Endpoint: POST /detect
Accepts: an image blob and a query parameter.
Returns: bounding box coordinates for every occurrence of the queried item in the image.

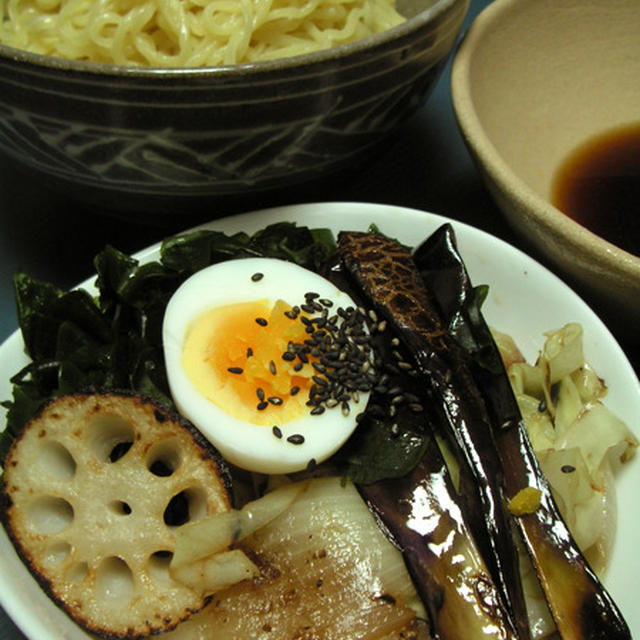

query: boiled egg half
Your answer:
[162,257,374,474]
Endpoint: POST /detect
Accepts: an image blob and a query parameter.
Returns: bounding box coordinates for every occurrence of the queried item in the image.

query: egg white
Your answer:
[162,257,371,474]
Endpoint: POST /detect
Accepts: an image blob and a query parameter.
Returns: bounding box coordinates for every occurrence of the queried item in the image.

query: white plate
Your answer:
[0,202,638,639]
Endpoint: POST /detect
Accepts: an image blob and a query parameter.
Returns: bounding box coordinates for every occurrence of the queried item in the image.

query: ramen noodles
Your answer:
[0,0,406,66]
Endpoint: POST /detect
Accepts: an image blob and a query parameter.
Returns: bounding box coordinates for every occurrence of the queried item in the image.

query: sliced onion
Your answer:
[170,549,260,595]
[171,481,308,568]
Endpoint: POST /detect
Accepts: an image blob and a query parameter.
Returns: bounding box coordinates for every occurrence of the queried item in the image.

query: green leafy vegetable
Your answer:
[335,415,427,485]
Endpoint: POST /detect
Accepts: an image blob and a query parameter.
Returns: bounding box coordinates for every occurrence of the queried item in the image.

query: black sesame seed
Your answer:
[251,272,264,282]
[227,367,243,374]
[310,391,329,404]
[269,360,277,375]
[561,464,576,473]
[307,459,317,472]
[256,387,265,401]
[538,398,548,412]
[287,434,305,445]
[246,347,253,358]
[272,426,283,439]
[282,351,296,361]
[268,397,283,406]
[293,362,304,371]
[409,403,424,413]
[319,299,333,307]
[257,401,268,411]
[255,317,268,327]
[310,405,325,415]
[290,386,300,396]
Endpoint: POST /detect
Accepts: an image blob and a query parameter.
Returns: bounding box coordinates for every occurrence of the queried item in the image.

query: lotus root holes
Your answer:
[26,495,74,535]
[87,413,135,464]
[108,500,132,516]
[164,485,208,527]
[66,561,88,584]
[96,556,134,608]
[38,440,76,480]
[148,550,174,584]
[147,439,183,477]
[43,541,72,566]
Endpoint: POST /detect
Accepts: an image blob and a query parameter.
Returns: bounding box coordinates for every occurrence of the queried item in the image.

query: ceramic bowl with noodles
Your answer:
[0,0,468,213]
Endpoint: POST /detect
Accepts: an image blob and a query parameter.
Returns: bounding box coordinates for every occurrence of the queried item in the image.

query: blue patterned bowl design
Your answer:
[0,0,468,205]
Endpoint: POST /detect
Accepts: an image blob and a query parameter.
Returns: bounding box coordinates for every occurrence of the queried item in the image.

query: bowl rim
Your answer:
[0,0,466,77]
[450,0,640,278]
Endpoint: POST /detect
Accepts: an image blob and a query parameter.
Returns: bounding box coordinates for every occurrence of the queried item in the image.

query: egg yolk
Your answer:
[182,299,319,426]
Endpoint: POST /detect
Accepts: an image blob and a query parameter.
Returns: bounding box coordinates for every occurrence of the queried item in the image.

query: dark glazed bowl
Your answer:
[0,0,468,212]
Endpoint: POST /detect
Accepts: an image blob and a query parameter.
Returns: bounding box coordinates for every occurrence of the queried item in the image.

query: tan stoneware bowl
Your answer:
[451,0,640,316]
[0,0,468,213]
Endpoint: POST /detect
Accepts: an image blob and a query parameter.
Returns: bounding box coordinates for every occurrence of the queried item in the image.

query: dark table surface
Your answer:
[0,0,637,637]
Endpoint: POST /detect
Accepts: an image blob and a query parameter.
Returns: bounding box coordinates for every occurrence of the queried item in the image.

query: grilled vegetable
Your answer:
[413,224,631,640]
[323,251,518,639]
[337,230,531,640]
[162,477,428,640]
[361,434,519,639]
[0,391,233,638]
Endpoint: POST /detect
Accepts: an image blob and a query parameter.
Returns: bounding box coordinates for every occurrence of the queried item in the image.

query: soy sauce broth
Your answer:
[551,123,640,256]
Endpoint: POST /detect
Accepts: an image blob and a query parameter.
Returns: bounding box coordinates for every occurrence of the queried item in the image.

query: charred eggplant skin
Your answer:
[413,224,631,640]
[337,231,530,640]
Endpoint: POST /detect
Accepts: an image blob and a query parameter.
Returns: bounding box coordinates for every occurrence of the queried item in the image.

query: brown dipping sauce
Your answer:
[551,123,640,257]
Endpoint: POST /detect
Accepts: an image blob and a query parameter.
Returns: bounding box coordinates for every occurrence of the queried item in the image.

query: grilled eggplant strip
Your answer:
[337,231,531,640]
[361,434,519,640]
[322,254,518,638]
[413,224,631,640]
